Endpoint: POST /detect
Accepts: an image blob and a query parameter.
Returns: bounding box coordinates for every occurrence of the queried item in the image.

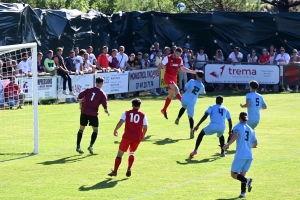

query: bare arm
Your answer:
[223,132,238,150]
[113,119,125,136]
[240,101,250,108]
[143,125,148,136]
[262,104,267,109]
[194,113,209,131]
[180,65,196,74]
[153,63,164,78]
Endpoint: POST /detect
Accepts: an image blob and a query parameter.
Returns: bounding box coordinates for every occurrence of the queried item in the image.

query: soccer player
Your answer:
[175,71,206,139]
[240,80,267,129]
[152,47,196,119]
[223,112,257,198]
[108,98,148,177]
[76,76,110,154]
[190,96,232,157]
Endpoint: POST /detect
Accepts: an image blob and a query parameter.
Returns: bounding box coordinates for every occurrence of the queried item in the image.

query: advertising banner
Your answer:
[205,64,280,84]
[95,71,129,94]
[283,64,300,86]
[128,69,160,92]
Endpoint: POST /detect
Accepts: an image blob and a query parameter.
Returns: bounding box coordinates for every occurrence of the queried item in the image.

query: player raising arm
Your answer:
[76,76,110,154]
[240,80,267,130]
[223,112,257,198]
[152,47,196,119]
[108,98,148,177]
[190,96,232,157]
[175,71,205,139]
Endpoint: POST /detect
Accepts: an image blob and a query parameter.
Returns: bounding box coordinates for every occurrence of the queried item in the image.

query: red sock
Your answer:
[176,93,182,101]
[163,97,172,111]
[128,155,135,170]
[114,157,122,172]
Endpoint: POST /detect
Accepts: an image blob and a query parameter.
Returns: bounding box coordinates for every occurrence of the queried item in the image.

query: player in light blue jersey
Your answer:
[240,80,267,130]
[223,112,258,198]
[175,71,205,139]
[190,96,232,157]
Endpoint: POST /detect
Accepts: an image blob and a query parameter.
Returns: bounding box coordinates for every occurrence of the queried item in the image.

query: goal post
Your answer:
[0,42,39,155]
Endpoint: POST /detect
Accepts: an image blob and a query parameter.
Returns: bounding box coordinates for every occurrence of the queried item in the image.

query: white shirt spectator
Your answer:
[18,60,31,74]
[162,56,183,66]
[88,53,96,64]
[83,59,93,70]
[228,52,243,62]
[116,53,128,69]
[247,54,258,63]
[182,53,190,69]
[73,55,83,72]
[275,53,290,64]
[27,57,32,69]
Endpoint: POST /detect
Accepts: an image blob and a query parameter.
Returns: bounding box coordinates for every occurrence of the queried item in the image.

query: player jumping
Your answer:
[240,80,267,130]
[223,112,257,198]
[190,96,232,157]
[152,47,196,119]
[175,71,205,139]
[76,76,110,154]
[108,98,148,177]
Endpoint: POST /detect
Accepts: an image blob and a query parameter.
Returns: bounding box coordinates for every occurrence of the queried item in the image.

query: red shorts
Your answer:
[164,74,177,89]
[119,138,140,152]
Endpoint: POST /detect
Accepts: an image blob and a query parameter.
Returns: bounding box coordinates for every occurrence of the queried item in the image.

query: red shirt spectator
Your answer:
[4,82,19,101]
[258,48,271,65]
[97,46,109,69]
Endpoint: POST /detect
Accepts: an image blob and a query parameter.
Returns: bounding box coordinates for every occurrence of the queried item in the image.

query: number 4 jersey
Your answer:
[181,79,205,105]
[121,109,148,142]
[205,104,231,128]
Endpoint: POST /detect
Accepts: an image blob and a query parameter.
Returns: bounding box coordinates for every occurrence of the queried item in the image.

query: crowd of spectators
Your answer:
[0,43,300,108]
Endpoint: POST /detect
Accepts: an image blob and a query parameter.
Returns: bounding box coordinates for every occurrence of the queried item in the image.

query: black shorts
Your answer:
[80,113,99,127]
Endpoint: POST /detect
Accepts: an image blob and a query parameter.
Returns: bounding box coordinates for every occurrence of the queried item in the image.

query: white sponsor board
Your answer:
[95,71,129,94]
[19,76,57,100]
[205,64,280,84]
[57,74,94,99]
[128,68,160,92]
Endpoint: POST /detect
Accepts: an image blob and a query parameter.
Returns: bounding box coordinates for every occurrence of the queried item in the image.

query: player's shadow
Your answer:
[142,135,153,142]
[176,156,220,165]
[153,137,189,145]
[215,197,240,200]
[37,154,93,165]
[78,178,128,191]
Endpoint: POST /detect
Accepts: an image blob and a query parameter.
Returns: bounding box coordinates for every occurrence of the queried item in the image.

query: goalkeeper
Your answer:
[76,76,110,154]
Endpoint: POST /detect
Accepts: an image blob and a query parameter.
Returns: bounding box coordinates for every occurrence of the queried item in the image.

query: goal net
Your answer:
[0,43,38,160]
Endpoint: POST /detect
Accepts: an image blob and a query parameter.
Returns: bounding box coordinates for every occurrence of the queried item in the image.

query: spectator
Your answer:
[133,52,142,69]
[4,76,25,109]
[0,60,3,78]
[44,50,58,74]
[83,52,96,73]
[141,53,150,69]
[64,50,75,72]
[0,78,4,109]
[194,47,209,70]
[153,42,162,52]
[87,46,100,69]
[149,49,157,68]
[258,48,271,92]
[228,47,243,65]
[171,45,177,54]
[37,52,46,74]
[127,53,136,70]
[164,46,171,57]
[268,44,277,64]
[247,49,258,63]
[179,44,190,92]
[97,46,109,71]
[213,49,224,62]
[73,47,84,75]
[54,47,76,96]
[275,47,291,92]
[155,50,167,95]
[109,49,120,72]
[18,52,32,77]
[289,49,300,92]
[117,46,129,71]
[2,58,14,78]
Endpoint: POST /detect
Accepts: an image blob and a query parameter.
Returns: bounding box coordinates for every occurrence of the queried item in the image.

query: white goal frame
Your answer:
[0,43,39,154]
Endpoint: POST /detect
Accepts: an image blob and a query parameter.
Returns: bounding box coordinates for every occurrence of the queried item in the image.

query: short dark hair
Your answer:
[239,112,248,122]
[175,47,182,53]
[196,71,204,78]
[132,98,142,107]
[69,50,75,54]
[249,80,259,90]
[111,49,118,52]
[234,47,240,51]
[79,49,86,56]
[56,47,63,52]
[37,52,43,56]
[22,53,28,57]
[96,76,104,84]
[216,95,223,104]
[137,52,143,56]
[103,46,108,49]
[74,47,79,50]
[87,46,93,49]
[47,50,53,54]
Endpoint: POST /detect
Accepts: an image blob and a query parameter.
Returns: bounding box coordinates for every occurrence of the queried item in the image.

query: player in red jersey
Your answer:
[153,47,196,119]
[108,98,148,177]
[76,76,110,154]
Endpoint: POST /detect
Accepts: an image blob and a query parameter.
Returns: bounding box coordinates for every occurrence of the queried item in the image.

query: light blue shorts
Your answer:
[203,123,225,138]
[247,120,259,130]
[181,101,195,117]
[231,159,253,173]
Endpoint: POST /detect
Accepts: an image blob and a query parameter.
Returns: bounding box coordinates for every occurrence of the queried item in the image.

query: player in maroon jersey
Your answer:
[76,76,110,154]
[153,47,196,119]
[108,98,148,177]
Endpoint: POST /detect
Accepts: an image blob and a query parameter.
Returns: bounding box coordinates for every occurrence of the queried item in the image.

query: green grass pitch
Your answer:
[0,92,299,200]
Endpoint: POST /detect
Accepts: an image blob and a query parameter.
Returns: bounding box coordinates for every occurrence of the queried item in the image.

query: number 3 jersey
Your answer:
[78,87,108,117]
[246,92,266,121]
[232,122,257,159]
[181,79,205,105]
[205,104,231,128]
[121,109,148,142]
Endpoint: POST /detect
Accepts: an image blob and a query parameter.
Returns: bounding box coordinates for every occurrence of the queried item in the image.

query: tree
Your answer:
[261,0,300,12]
